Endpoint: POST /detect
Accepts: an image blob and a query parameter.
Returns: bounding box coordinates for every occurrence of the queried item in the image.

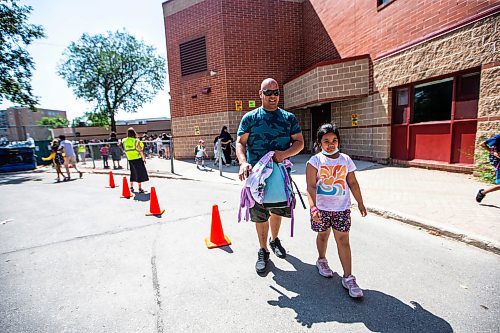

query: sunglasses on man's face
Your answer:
[262,89,280,96]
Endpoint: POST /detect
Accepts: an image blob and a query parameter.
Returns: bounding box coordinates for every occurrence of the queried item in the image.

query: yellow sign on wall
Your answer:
[194,125,200,135]
[351,113,358,127]
[235,100,243,111]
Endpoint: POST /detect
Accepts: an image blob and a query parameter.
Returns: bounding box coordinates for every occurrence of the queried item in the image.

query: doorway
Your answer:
[310,104,332,145]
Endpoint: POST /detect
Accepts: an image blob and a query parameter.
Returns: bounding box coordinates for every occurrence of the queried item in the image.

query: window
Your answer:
[412,78,453,123]
[455,72,480,119]
[392,87,409,124]
[377,0,394,6]
[179,36,207,76]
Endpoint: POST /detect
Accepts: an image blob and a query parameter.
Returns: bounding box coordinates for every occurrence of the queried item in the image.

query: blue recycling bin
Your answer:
[0,146,37,172]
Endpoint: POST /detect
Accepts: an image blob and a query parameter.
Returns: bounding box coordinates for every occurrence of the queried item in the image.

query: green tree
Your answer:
[71,110,110,128]
[0,0,45,109]
[58,30,166,132]
[37,116,69,128]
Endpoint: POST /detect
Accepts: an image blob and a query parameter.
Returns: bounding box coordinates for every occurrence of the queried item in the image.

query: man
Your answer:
[236,78,304,274]
[58,135,82,180]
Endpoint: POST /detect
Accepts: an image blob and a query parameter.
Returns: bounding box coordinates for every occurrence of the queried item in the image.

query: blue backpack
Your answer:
[263,162,293,208]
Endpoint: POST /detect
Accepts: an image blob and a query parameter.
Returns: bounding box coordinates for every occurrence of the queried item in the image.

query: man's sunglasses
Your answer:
[262,89,280,96]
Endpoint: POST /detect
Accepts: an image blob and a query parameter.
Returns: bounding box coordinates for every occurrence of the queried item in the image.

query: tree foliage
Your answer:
[71,110,110,128]
[58,30,166,132]
[0,0,45,109]
[37,116,69,128]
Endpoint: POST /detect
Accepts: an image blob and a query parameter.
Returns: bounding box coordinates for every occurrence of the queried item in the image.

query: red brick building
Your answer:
[163,0,499,172]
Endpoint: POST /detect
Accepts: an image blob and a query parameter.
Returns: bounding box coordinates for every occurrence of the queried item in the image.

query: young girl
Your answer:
[100,144,109,169]
[194,139,209,169]
[306,123,367,298]
[42,139,65,182]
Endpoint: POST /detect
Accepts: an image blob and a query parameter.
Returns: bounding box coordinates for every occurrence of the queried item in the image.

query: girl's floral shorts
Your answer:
[311,209,351,233]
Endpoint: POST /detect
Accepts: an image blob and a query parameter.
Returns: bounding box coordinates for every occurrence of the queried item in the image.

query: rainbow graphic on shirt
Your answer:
[317,165,347,196]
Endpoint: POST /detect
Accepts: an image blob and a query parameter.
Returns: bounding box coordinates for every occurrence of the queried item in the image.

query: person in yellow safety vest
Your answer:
[124,127,149,193]
[77,140,86,164]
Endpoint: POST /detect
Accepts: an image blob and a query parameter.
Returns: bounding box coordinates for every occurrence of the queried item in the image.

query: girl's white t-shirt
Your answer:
[307,152,356,211]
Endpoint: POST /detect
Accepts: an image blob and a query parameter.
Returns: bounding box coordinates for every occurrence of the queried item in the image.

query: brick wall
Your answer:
[373,15,499,89]
[476,63,500,155]
[164,0,228,119]
[284,57,370,109]
[302,0,340,67]
[331,90,391,162]
[307,0,498,58]
[331,15,499,163]
[164,0,305,158]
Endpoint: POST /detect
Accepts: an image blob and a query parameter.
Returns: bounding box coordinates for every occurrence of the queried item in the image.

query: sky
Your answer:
[1,0,170,121]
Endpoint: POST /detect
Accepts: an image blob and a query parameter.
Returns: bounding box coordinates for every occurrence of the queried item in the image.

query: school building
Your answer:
[163,0,499,172]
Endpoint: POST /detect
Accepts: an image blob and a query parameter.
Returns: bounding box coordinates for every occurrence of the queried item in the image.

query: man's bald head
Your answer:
[260,78,278,90]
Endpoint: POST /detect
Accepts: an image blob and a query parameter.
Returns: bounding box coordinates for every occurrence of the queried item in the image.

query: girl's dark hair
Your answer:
[315,123,340,152]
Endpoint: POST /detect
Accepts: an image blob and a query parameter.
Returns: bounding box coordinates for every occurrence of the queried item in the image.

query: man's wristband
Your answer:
[310,207,319,214]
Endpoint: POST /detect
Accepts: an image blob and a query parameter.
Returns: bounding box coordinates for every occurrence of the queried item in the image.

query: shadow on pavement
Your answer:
[133,192,151,202]
[0,175,43,185]
[217,245,234,253]
[480,203,500,209]
[267,254,453,332]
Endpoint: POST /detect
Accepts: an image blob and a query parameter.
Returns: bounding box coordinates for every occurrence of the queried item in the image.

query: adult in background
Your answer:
[77,140,86,164]
[123,127,149,193]
[236,78,304,274]
[58,135,83,179]
[108,132,123,169]
[219,126,233,166]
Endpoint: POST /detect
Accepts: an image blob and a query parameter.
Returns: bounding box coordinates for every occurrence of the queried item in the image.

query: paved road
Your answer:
[0,171,499,332]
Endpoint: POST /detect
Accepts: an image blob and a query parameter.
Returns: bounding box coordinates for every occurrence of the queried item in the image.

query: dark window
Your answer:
[455,72,480,120]
[378,0,393,6]
[392,87,409,124]
[412,78,453,123]
[180,36,207,76]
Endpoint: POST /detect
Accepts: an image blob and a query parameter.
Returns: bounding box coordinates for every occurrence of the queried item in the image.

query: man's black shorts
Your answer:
[249,202,293,223]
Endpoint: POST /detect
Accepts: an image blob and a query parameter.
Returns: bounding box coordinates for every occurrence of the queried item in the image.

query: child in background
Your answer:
[306,123,367,298]
[100,144,109,169]
[476,134,500,202]
[43,139,65,182]
[194,139,208,170]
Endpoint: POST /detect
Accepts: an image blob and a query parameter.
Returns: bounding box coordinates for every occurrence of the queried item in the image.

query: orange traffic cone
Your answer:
[121,177,132,198]
[146,187,165,216]
[107,171,117,188]
[205,205,231,249]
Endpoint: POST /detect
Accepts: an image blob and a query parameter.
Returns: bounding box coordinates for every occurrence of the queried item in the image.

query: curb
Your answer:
[362,205,500,255]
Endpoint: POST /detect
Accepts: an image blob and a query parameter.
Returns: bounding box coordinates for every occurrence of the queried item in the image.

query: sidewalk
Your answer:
[78,154,500,254]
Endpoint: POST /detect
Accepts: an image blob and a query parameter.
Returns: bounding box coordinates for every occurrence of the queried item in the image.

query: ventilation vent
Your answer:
[180,36,207,76]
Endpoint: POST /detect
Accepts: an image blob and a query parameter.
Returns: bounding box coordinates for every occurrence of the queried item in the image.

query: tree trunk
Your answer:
[110,112,116,133]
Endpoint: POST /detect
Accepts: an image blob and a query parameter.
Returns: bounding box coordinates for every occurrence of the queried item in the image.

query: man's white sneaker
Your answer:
[316,258,333,278]
[342,275,364,298]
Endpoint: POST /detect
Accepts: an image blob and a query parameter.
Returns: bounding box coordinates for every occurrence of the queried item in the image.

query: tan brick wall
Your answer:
[373,15,499,89]
[475,63,500,162]
[478,65,500,119]
[330,91,391,162]
[284,57,370,109]
[172,112,232,159]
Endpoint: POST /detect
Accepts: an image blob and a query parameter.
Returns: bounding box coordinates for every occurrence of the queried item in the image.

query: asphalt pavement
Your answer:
[0,171,499,332]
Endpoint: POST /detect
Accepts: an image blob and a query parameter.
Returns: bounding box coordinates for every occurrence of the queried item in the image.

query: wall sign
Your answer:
[235,100,243,111]
[194,125,200,135]
[351,113,358,127]
[248,100,256,108]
